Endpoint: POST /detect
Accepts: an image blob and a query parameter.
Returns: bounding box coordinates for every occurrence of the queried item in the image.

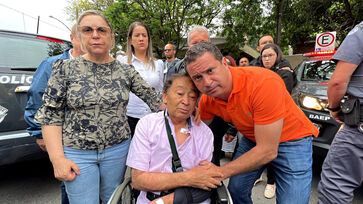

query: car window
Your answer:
[0,34,71,69]
[301,60,336,81]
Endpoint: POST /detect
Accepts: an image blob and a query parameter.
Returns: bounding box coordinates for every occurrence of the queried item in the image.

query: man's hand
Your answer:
[51,157,80,181]
[192,107,201,125]
[186,161,223,190]
[330,110,343,123]
[224,134,235,143]
[36,139,47,152]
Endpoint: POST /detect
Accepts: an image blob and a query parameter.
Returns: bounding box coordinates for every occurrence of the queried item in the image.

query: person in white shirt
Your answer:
[118,21,164,136]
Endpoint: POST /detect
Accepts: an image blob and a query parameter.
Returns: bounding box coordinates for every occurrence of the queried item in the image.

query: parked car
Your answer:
[0,30,71,166]
[291,50,341,157]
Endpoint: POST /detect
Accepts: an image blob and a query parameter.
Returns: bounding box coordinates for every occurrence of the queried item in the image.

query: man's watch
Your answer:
[327,105,341,112]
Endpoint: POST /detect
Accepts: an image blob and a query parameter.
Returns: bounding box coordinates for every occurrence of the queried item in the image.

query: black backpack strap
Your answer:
[146,111,184,201]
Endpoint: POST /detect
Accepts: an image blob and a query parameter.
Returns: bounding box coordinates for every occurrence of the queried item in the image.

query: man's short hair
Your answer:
[187,25,210,45]
[163,72,200,97]
[184,42,223,68]
[258,34,273,46]
[166,43,176,50]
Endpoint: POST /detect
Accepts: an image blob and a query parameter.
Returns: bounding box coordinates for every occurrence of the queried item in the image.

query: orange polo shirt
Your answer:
[199,66,319,143]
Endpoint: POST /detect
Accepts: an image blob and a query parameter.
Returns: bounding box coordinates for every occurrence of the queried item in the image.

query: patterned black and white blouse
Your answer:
[35,56,162,150]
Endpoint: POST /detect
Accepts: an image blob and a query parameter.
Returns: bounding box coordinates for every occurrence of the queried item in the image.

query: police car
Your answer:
[0,30,71,166]
[292,50,341,156]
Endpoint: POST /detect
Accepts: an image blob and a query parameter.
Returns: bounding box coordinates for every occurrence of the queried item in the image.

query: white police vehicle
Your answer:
[0,30,71,166]
[292,50,341,156]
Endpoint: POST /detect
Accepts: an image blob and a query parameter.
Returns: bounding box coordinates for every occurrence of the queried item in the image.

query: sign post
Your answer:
[315,31,336,51]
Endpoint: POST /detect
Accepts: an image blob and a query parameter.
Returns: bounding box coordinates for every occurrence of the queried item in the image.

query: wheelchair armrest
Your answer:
[216,183,232,204]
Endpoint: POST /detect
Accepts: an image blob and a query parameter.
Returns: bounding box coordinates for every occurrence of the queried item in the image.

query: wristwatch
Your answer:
[327,104,341,112]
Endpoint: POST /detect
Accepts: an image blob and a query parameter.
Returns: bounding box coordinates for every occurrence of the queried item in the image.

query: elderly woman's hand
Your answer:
[51,157,80,181]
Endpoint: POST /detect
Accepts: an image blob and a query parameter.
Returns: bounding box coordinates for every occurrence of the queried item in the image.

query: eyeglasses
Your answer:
[164,49,173,52]
[78,25,111,36]
[262,53,276,59]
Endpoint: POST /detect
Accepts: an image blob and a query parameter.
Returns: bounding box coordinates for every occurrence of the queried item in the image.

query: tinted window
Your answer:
[301,60,336,81]
[0,34,71,69]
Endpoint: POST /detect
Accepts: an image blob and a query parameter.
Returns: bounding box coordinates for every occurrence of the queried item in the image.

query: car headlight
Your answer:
[298,94,328,111]
[0,105,8,123]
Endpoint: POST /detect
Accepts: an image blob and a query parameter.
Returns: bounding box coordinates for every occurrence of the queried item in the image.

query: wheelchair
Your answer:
[107,167,233,204]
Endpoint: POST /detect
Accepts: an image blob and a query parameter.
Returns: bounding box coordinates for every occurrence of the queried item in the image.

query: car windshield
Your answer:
[301,59,336,81]
[0,34,71,69]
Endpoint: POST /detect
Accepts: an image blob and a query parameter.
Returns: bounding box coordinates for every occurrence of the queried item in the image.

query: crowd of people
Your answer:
[24,9,363,204]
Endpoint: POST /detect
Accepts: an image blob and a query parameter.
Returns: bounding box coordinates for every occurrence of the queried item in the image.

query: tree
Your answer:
[104,0,226,58]
[65,0,115,21]
[220,0,265,58]
[223,0,363,55]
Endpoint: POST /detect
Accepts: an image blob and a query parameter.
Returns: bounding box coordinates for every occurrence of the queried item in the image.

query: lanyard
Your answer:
[164,110,183,172]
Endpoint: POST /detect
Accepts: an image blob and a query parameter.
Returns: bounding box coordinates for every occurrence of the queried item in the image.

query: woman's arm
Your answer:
[42,125,80,181]
[34,60,79,181]
[132,166,222,192]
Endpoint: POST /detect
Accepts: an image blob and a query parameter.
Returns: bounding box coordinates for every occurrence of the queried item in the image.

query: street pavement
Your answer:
[1,154,363,203]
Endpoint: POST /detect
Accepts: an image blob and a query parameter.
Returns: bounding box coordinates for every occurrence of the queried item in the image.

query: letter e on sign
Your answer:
[315,31,336,51]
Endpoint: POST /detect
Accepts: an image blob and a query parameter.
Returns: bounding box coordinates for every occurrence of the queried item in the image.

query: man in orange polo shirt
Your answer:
[185,42,318,204]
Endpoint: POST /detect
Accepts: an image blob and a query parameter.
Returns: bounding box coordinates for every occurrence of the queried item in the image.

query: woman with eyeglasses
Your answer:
[260,43,296,94]
[258,43,296,199]
[34,10,162,203]
[118,22,164,136]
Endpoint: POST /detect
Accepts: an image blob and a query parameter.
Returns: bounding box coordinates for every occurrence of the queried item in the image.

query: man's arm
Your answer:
[220,118,282,179]
[24,60,52,151]
[328,61,358,121]
[131,164,223,192]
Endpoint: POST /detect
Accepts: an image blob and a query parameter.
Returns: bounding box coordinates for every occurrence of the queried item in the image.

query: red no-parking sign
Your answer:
[315,31,336,51]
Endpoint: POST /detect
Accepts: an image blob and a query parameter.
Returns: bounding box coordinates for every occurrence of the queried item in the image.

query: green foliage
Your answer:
[221,0,265,58]
[104,0,226,58]
[224,0,362,55]
[65,0,115,21]
[66,0,363,57]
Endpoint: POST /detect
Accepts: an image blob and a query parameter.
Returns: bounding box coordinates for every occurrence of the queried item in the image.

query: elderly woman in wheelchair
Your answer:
[125,73,227,204]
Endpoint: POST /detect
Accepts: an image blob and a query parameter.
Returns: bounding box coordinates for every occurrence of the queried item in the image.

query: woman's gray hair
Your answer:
[76,10,115,52]
[184,42,223,69]
[76,10,113,33]
[187,25,210,45]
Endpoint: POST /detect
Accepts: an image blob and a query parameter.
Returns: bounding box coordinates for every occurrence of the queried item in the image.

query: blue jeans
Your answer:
[63,139,131,204]
[228,136,312,204]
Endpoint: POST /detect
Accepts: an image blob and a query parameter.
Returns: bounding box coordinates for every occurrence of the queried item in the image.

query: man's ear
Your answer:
[222,57,229,67]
